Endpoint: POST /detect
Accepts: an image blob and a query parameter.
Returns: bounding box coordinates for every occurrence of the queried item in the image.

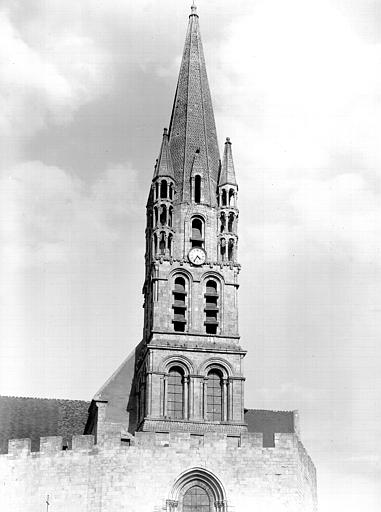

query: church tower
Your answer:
[0,6,318,512]
[138,4,246,435]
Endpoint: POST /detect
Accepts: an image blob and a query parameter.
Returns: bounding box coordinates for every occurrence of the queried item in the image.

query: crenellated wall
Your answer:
[0,425,317,512]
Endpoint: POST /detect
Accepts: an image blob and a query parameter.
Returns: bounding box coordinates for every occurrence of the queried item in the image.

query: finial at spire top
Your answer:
[191,1,197,15]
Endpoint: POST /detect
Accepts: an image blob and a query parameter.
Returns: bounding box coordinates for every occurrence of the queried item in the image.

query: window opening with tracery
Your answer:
[183,486,211,512]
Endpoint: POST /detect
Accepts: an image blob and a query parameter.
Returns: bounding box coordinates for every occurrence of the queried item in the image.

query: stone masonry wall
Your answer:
[0,427,317,512]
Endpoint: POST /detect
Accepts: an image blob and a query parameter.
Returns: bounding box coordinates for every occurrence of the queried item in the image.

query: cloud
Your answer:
[0,7,111,165]
[0,159,143,397]
[0,161,141,272]
[209,0,381,266]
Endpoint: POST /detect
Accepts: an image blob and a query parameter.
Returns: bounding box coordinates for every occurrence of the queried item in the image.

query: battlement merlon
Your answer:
[2,426,311,459]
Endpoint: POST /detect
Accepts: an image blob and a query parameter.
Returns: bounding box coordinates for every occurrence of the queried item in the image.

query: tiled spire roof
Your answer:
[154,128,175,180]
[168,5,220,205]
[219,137,237,187]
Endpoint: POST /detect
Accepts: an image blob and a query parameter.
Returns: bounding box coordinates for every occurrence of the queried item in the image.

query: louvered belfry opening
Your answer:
[191,218,204,248]
[204,280,218,334]
[173,276,187,332]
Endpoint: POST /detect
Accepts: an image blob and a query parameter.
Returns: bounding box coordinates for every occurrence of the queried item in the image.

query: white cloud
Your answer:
[0,161,140,272]
[0,8,111,164]
[210,0,381,265]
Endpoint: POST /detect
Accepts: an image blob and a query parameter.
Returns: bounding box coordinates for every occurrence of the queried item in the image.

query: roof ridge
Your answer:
[0,395,89,402]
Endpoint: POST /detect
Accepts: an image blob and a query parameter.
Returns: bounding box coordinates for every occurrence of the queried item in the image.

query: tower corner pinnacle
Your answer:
[190,2,198,17]
[219,137,238,188]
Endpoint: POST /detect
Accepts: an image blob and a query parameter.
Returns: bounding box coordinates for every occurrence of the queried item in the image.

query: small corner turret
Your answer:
[148,128,175,263]
[218,137,239,264]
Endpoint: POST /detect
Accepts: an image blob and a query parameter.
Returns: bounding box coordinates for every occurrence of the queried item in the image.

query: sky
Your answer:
[0,0,380,510]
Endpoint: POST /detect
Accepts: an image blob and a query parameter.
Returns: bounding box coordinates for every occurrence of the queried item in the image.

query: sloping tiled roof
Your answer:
[168,6,220,205]
[0,396,90,453]
[219,138,237,187]
[154,128,175,180]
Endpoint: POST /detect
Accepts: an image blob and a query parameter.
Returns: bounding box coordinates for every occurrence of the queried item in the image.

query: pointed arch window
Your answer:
[168,468,227,512]
[183,486,211,512]
[194,175,201,204]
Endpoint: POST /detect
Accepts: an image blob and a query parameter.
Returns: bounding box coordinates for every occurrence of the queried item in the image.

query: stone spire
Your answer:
[154,128,175,179]
[219,137,237,187]
[168,5,220,205]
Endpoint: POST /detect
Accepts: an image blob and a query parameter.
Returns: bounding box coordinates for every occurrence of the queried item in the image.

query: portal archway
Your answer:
[167,467,227,511]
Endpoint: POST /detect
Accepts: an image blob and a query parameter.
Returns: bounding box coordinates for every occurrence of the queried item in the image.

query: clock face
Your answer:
[188,247,206,266]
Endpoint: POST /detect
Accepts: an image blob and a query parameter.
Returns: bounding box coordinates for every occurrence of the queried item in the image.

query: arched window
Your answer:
[169,467,227,512]
[183,486,211,512]
[191,217,204,248]
[228,188,234,206]
[228,239,234,262]
[168,206,173,227]
[220,238,226,262]
[174,276,185,293]
[168,234,173,256]
[220,212,226,233]
[154,206,158,227]
[159,232,166,255]
[207,370,223,421]
[155,182,159,199]
[169,182,173,200]
[194,175,201,204]
[160,204,167,225]
[228,213,234,232]
[204,279,219,335]
[173,276,187,332]
[160,180,168,198]
[167,367,184,419]
[221,189,227,206]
